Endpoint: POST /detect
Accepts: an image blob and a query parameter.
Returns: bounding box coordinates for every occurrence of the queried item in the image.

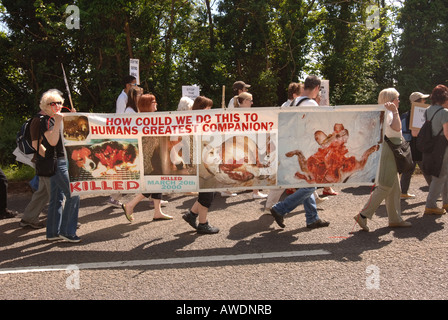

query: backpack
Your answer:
[16,114,43,154]
[416,107,444,153]
[291,97,311,106]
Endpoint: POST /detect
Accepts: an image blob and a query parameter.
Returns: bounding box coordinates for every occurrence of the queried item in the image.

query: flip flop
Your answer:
[153,215,173,221]
[121,204,134,222]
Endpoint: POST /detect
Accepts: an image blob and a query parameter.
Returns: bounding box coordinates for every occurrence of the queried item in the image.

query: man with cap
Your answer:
[400,91,432,199]
[227,81,251,108]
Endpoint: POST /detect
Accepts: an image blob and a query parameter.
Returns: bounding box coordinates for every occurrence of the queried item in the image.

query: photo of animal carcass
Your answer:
[199,134,277,189]
[277,109,384,187]
[66,139,140,181]
[63,116,89,141]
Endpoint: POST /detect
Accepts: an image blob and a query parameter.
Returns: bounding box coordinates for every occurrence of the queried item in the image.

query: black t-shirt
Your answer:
[30,114,65,160]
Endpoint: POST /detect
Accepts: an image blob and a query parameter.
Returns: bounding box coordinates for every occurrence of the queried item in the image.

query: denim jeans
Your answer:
[272,187,319,225]
[46,158,80,238]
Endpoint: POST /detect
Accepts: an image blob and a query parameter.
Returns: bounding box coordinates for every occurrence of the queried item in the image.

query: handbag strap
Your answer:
[37,115,56,159]
[425,107,444,136]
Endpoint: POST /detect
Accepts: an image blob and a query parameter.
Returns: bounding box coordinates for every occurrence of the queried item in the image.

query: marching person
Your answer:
[40,89,81,242]
[182,96,219,234]
[422,85,448,215]
[354,88,412,231]
[121,93,172,222]
[108,75,138,208]
[400,92,432,199]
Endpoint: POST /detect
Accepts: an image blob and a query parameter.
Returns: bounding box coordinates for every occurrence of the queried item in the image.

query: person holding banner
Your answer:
[182,96,219,234]
[124,86,143,113]
[108,75,138,208]
[121,93,172,222]
[233,92,268,199]
[354,88,412,231]
[269,78,332,229]
[40,89,81,242]
[422,85,448,215]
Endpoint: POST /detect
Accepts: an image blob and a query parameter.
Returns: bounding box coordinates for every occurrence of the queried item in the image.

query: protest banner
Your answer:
[409,101,430,130]
[62,106,385,196]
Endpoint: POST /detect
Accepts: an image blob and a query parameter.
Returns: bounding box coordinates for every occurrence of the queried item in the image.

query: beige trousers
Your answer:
[360,139,404,223]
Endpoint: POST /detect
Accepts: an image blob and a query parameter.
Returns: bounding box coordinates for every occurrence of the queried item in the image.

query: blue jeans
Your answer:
[272,187,319,225]
[46,158,80,238]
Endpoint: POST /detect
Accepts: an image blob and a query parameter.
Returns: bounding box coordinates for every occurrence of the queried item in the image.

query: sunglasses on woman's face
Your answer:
[48,101,63,107]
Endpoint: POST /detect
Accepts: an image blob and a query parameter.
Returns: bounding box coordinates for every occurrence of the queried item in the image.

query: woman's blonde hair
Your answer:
[378,88,399,104]
[234,92,252,108]
[39,89,65,116]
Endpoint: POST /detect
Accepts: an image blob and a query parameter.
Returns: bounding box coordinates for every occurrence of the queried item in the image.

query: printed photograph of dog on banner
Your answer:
[66,139,140,181]
[199,133,277,189]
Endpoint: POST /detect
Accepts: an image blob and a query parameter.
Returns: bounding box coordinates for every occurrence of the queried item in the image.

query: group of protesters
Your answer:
[2,74,448,242]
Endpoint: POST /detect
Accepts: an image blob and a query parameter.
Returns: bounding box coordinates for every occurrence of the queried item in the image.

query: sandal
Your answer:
[153,215,173,221]
[121,204,134,222]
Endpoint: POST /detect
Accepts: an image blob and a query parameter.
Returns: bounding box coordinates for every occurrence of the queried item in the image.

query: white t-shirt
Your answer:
[385,110,403,139]
[227,97,235,108]
[124,107,136,114]
[281,99,294,107]
[291,96,319,107]
[116,90,128,113]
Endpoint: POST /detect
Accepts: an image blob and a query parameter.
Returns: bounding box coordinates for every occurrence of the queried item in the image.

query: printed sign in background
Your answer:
[62,106,385,195]
[409,102,430,130]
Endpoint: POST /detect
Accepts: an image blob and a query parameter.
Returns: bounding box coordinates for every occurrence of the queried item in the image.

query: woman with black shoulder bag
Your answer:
[39,89,81,243]
[422,85,448,215]
[354,88,412,231]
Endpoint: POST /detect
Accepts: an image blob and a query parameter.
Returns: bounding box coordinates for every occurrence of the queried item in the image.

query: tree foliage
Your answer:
[0,0,447,164]
[395,0,448,109]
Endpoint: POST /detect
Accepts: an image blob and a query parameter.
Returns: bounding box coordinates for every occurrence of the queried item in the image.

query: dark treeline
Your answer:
[0,0,447,164]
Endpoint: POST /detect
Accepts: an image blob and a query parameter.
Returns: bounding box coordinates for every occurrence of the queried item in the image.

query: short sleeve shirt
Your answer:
[292,96,319,107]
[426,105,448,136]
[30,114,64,159]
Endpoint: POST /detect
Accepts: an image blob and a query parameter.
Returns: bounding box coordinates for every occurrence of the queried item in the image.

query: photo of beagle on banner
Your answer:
[67,140,139,181]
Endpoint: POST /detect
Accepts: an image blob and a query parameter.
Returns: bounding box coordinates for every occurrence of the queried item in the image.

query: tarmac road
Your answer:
[1,174,447,301]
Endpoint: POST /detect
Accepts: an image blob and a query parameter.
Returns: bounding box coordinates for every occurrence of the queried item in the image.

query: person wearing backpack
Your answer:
[399,92,432,199]
[422,85,448,215]
[354,88,412,231]
[19,111,52,229]
[38,89,81,242]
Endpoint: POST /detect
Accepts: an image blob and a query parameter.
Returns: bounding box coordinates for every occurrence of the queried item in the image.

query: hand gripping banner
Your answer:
[62,106,385,196]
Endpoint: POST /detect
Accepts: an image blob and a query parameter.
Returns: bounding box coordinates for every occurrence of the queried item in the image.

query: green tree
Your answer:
[395,0,448,110]
[309,0,396,105]
[216,0,318,106]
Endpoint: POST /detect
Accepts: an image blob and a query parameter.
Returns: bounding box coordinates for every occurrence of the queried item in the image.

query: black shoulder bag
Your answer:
[35,118,57,177]
[384,136,414,174]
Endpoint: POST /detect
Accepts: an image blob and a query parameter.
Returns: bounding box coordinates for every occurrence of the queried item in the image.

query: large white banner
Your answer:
[62,106,385,195]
